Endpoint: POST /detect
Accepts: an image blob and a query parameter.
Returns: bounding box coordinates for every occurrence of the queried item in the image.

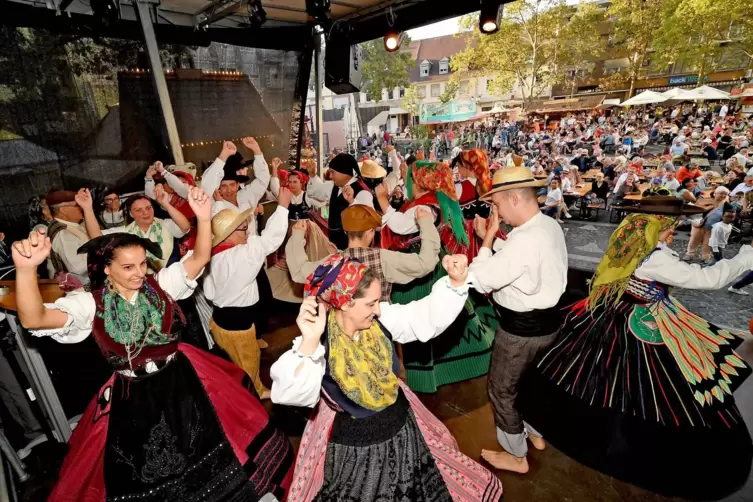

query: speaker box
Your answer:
[325,41,362,95]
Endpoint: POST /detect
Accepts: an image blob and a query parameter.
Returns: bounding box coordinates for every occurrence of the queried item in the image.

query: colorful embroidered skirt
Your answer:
[47,344,294,501]
[517,295,753,499]
[287,382,502,502]
[392,248,497,393]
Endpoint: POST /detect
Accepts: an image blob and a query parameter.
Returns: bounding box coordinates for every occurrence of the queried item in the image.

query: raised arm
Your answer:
[285,222,326,284]
[159,164,190,199]
[269,158,281,198]
[75,188,103,238]
[200,142,237,195]
[382,208,440,283]
[180,187,212,281]
[238,137,271,208]
[270,296,326,407]
[12,229,69,330]
[154,185,191,234]
[379,255,470,344]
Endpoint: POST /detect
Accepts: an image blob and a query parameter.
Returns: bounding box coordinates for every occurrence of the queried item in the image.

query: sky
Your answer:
[407,17,464,41]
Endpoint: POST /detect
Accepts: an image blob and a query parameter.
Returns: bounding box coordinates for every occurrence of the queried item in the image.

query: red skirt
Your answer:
[48,343,293,501]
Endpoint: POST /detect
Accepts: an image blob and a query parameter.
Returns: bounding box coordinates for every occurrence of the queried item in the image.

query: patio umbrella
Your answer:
[620,90,668,107]
[661,88,692,101]
[682,85,730,101]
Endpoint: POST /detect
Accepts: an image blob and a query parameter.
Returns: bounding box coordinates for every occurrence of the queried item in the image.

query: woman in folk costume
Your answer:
[452,148,493,221]
[518,202,753,500]
[270,254,502,502]
[268,162,335,303]
[11,187,293,502]
[377,160,499,393]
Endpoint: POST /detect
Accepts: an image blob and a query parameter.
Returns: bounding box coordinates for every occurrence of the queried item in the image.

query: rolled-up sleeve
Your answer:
[379,276,470,344]
[307,177,334,201]
[30,291,96,344]
[270,336,326,407]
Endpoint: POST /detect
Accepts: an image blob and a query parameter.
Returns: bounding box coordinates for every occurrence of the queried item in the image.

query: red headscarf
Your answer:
[304,255,368,309]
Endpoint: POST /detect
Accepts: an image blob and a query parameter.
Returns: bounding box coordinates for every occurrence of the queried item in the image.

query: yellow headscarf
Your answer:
[588,214,676,309]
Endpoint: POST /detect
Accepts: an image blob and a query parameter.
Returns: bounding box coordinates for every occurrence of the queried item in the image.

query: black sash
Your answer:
[212,303,260,332]
[493,302,561,337]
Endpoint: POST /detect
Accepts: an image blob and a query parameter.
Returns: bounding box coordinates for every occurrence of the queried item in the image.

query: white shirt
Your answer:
[48,218,89,278]
[103,218,187,270]
[561,176,573,193]
[100,210,125,226]
[730,183,753,197]
[145,170,189,201]
[306,175,374,207]
[719,105,728,118]
[635,243,753,288]
[663,178,681,193]
[269,178,326,209]
[201,154,271,213]
[709,221,732,252]
[469,211,568,312]
[30,258,200,344]
[545,187,563,206]
[381,205,437,235]
[614,172,640,193]
[270,277,470,408]
[203,206,289,308]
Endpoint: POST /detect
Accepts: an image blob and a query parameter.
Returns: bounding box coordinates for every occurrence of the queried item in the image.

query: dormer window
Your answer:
[439,57,450,75]
[420,60,431,78]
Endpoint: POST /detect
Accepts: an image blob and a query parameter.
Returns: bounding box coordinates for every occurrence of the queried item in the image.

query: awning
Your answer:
[528,95,604,113]
[389,107,409,115]
[367,111,390,127]
[600,98,621,107]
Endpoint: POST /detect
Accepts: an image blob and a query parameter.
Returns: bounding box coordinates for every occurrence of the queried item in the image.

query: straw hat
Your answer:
[359,159,387,179]
[211,206,253,247]
[480,166,547,200]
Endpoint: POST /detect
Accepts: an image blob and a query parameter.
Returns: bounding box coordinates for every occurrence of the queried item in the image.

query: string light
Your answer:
[180,135,277,148]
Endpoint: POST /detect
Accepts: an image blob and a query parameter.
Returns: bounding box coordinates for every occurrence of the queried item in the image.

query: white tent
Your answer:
[682,85,730,101]
[620,90,668,107]
[366,110,389,136]
[661,88,692,101]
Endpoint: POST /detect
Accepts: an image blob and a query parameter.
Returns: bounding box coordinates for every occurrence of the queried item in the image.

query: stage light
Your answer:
[383,31,405,52]
[247,0,267,27]
[305,0,330,23]
[479,0,503,34]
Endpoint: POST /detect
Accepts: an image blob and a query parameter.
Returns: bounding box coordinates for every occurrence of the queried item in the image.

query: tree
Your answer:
[448,0,605,107]
[651,0,753,84]
[402,83,421,126]
[360,38,414,100]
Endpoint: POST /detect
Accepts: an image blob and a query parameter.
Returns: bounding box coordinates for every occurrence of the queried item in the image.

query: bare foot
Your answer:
[257,339,269,349]
[528,435,546,451]
[481,449,529,473]
[260,388,271,400]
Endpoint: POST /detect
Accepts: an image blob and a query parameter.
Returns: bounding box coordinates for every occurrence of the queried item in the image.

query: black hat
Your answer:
[222,153,251,183]
[328,153,361,178]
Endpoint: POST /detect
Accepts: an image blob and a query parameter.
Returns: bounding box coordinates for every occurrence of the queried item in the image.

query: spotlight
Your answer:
[305,0,331,23]
[247,0,267,26]
[479,0,503,34]
[384,31,405,52]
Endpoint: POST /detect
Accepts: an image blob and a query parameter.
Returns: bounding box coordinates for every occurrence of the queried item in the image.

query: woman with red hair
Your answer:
[453,148,494,220]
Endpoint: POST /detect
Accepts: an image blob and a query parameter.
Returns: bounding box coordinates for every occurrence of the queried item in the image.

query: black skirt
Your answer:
[517,297,753,500]
[314,391,452,502]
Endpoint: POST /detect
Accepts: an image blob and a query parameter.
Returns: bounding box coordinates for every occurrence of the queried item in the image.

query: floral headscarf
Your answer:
[304,254,368,309]
[588,213,676,309]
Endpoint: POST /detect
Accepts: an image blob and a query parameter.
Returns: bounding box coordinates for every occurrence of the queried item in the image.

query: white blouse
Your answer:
[380,205,437,235]
[270,277,470,408]
[635,243,753,289]
[30,258,201,345]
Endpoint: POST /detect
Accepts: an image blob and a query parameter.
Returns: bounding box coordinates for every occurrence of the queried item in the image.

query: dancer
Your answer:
[12,187,293,501]
[468,165,568,473]
[452,148,493,220]
[377,159,499,392]
[204,188,293,399]
[270,254,502,501]
[267,162,334,303]
[307,153,372,250]
[518,204,753,499]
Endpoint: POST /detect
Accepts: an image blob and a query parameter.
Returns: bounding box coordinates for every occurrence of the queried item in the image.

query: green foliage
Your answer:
[448,0,605,105]
[402,84,422,122]
[439,81,459,104]
[413,124,430,139]
[360,38,413,100]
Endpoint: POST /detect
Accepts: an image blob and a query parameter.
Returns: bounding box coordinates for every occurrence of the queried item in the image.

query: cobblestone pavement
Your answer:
[563,218,753,332]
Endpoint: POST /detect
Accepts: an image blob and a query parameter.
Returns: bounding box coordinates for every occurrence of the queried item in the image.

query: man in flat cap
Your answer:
[44,190,89,283]
[286,204,440,302]
[306,153,374,250]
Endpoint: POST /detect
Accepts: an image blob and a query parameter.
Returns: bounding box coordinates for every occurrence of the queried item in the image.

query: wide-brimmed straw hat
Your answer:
[211,206,253,247]
[359,159,387,179]
[480,166,547,201]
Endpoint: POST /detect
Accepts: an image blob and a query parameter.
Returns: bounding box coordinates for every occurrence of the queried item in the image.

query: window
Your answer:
[417,86,426,98]
[486,79,493,92]
[439,57,450,74]
[459,80,469,95]
[481,106,493,112]
[430,84,440,97]
[420,60,431,77]
[399,87,405,98]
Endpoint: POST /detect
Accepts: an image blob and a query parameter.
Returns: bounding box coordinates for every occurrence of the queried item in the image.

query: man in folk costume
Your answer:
[285,204,440,302]
[376,160,499,393]
[359,159,388,211]
[203,188,293,399]
[468,165,568,473]
[267,161,335,303]
[44,190,89,284]
[307,153,373,250]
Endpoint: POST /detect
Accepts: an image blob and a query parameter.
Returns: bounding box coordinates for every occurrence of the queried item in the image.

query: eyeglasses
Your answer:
[234,225,249,234]
[104,196,119,203]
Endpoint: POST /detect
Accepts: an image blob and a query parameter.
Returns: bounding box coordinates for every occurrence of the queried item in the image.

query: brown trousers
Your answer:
[488,327,558,436]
